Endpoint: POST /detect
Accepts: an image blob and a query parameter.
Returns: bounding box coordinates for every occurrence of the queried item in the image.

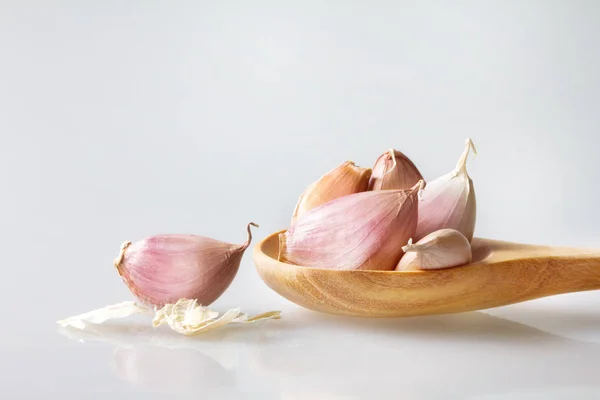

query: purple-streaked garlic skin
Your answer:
[280,182,422,271]
[369,149,424,191]
[116,223,256,307]
[292,161,372,223]
[415,139,476,242]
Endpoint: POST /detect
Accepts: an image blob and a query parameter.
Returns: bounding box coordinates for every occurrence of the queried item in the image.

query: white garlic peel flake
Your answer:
[57,299,281,336]
[57,301,151,330]
[151,299,281,336]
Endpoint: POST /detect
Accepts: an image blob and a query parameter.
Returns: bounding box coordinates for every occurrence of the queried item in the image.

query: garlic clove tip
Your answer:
[241,222,259,250]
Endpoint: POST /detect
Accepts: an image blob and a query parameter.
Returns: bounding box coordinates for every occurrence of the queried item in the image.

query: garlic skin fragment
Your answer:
[369,149,424,191]
[415,138,477,242]
[57,299,281,336]
[292,161,372,222]
[396,229,472,271]
[114,223,258,307]
[280,180,424,271]
[152,299,281,336]
[57,301,151,330]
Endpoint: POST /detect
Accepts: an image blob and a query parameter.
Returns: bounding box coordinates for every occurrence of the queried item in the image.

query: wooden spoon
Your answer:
[254,231,600,317]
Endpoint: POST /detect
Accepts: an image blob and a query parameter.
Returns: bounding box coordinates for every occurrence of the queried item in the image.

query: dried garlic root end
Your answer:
[113,241,132,275]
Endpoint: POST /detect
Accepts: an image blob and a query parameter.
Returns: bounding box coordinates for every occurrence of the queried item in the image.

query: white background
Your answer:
[2,1,600,398]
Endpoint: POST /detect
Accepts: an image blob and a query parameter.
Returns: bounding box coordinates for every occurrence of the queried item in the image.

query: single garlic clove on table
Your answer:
[416,138,477,242]
[396,229,472,271]
[280,180,424,271]
[292,161,371,223]
[113,222,258,307]
[369,148,424,191]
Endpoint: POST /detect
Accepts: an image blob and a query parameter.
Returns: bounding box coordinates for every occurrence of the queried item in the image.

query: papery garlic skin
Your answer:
[396,229,472,271]
[114,223,257,307]
[415,139,476,242]
[280,181,424,271]
[292,161,372,222]
[57,301,151,330]
[57,299,281,337]
[152,298,281,336]
[369,149,424,191]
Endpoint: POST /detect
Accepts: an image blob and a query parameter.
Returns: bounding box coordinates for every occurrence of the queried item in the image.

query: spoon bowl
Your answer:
[254,231,600,317]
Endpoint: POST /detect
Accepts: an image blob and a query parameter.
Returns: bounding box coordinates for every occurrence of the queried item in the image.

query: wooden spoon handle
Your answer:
[535,255,600,294]
[461,254,600,313]
[470,239,600,299]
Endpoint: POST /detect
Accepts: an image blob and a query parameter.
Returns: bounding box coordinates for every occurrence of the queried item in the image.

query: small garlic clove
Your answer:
[415,138,477,242]
[114,222,258,307]
[280,180,424,271]
[292,161,372,222]
[369,148,424,191]
[396,229,472,271]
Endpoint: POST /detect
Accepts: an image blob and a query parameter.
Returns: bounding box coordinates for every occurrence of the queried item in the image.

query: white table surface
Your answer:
[7,284,600,399]
[2,1,600,398]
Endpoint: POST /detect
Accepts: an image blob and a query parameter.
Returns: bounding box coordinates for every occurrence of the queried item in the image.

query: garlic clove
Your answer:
[369,148,424,191]
[415,138,477,242]
[396,229,472,271]
[113,222,258,307]
[292,161,372,222]
[280,180,424,271]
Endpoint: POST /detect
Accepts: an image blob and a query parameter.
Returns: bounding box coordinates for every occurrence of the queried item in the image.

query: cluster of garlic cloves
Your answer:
[283,138,478,272]
[114,222,258,307]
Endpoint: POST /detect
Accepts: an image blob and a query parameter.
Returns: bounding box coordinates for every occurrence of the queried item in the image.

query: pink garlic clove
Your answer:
[113,222,258,307]
[369,149,424,191]
[415,139,477,242]
[280,181,424,271]
[292,161,372,223]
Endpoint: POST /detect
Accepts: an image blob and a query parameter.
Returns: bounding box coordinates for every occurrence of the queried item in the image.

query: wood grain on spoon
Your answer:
[254,231,600,317]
